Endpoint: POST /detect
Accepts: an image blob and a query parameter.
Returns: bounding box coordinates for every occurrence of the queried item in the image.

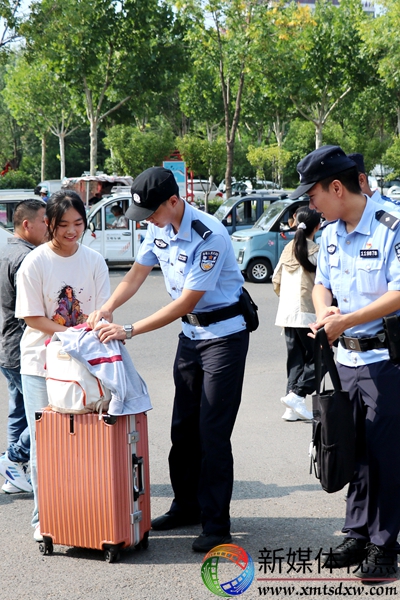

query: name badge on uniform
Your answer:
[154,238,168,249]
[327,244,336,254]
[178,253,188,263]
[200,250,219,271]
[360,249,379,258]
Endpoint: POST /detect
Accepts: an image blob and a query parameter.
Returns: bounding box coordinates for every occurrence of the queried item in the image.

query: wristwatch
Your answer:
[123,324,134,339]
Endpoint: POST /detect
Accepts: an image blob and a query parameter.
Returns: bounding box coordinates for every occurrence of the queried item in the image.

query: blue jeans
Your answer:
[0,366,30,463]
[21,374,48,527]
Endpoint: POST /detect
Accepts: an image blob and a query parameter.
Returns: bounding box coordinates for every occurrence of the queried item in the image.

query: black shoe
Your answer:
[192,532,232,553]
[324,538,367,568]
[151,511,201,531]
[353,543,398,582]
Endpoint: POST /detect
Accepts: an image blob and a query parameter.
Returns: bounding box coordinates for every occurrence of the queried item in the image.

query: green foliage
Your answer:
[283,119,315,186]
[383,138,400,178]
[104,122,175,177]
[0,170,35,188]
[247,143,291,186]
[176,134,225,181]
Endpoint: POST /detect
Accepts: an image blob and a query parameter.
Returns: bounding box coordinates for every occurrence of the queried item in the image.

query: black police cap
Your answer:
[290,146,357,199]
[126,167,179,221]
[347,153,365,174]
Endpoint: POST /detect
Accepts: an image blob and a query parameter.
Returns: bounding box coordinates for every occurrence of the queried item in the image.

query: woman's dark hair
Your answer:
[45,190,87,242]
[56,284,77,302]
[293,207,321,273]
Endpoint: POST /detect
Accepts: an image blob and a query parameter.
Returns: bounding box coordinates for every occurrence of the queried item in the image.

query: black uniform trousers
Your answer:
[285,327,318,397]
[168,328,249,536]
[338,360,400,548]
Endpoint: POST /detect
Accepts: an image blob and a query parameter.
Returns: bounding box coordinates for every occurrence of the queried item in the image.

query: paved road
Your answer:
[0,270,398,599]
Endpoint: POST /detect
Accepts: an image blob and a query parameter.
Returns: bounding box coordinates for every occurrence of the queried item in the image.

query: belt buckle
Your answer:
[187,313,201,327]
[343,336,362,352]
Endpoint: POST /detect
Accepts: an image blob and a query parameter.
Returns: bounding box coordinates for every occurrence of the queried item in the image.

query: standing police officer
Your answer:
[88,166,250,553]
[290,146,400,581]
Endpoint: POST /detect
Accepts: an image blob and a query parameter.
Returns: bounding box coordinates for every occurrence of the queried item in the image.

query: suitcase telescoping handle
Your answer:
[132,454,145,501]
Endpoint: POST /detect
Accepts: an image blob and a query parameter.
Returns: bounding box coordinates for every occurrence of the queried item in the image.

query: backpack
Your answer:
[45,333,111,414]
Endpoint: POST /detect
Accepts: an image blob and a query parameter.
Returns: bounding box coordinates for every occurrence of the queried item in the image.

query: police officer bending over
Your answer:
[88,167,250,553]
[290,146,400,581]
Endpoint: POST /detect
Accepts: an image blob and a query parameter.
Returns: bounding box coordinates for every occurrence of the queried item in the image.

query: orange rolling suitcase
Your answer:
[35,410,151,562]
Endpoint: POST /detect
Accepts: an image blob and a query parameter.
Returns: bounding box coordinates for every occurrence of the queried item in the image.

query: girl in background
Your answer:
[15,190,110,540]
[272,207,321,421]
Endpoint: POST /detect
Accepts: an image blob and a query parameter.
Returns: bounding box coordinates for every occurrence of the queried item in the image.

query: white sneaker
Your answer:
[2,479,23,494]
[281,392,313,420]
[281,407,300,421]
[0,452,33,492]
[33,523,43,542]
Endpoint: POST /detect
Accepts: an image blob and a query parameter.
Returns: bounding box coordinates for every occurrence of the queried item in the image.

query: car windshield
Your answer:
[214,198,237,221]
[254,200,291,230]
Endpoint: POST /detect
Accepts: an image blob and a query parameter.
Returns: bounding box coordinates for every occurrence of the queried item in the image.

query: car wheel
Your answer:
[246,258,272,283]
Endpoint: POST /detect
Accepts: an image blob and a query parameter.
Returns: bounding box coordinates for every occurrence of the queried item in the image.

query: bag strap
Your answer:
[314,327,342,393]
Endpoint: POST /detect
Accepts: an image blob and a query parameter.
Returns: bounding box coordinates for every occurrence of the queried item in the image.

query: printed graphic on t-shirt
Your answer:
[52,284,88,327]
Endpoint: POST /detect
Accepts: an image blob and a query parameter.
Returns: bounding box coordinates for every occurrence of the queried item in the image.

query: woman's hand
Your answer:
[95,321,128,344]
[87,308,113,330]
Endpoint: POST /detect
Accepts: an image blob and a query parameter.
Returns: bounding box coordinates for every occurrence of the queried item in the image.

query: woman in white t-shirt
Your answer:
[15,190,110,541]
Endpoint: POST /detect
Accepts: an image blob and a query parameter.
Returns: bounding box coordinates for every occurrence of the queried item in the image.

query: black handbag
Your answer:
[310,328,356,493]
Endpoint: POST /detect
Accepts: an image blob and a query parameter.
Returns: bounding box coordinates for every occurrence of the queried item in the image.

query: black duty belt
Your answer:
[339,332,386,352]
[182,303,242,327]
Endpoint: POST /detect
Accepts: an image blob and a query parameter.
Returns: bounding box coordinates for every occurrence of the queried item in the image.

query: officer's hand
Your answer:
[308,306,341,339]
[87,308,113,330]
[94,321,127,344]
[312,313,347,346]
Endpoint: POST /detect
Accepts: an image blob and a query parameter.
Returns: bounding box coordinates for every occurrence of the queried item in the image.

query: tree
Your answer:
[176,133,225,211]
[23,0,185,175]
[247,144,291,188]
[103,121,175,178]
[3,52,82,179]
[360,0,400,136]
[177,0,264,198]
[279,0,370,148]
[0,0,21,49]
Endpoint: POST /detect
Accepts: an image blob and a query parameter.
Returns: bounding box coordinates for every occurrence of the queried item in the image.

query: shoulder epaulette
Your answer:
[375,210,400,231]
[192,219,212,240]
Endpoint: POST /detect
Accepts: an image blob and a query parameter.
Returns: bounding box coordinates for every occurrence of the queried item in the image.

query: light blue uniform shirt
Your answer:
[315,198,400,366]
[136,202,246,340]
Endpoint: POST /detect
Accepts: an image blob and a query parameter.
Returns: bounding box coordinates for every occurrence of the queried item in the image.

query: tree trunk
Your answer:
[90,117,98,176]
[41,134,46,181]
[225,141,234,200]
[59,132,66,180]
[315,123,323,149]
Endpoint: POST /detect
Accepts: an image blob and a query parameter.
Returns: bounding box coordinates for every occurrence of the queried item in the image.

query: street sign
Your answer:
[163,161,187,199]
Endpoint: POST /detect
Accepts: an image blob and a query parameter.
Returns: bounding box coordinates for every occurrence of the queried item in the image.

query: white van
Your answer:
[0,224,14,251]
[0,189,38,230]
[81,187,146,264]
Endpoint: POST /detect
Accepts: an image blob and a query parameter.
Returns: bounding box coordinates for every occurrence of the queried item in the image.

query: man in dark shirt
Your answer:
[0,199,47,493]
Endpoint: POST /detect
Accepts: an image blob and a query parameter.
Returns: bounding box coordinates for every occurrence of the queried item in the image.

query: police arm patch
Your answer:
[200,250,219,271]
[395,243,400,262]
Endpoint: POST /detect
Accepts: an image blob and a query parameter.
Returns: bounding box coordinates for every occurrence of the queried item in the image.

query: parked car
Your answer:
[37,180,63,195]
[0,189,38,231]
[213,191,289,234]
[387,185,400,201]
[219,179,280,196]
[230,198,321,283]
[0,221,14,251]
[81,187,147,263]
[186,179,223,203]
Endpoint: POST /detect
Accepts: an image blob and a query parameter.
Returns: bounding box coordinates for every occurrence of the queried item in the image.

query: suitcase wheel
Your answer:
[135,530,149,551]
[104,548,120,563]
[39,539,53,556]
